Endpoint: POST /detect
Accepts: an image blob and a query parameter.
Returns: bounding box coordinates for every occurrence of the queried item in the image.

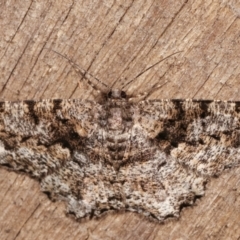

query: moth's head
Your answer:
[107,89,127,99]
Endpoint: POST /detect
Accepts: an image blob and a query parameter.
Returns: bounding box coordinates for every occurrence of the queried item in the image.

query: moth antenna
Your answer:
[110,78,120,89]
[121,51,183,90]
[46,48,109,92]
[128,81,168,102]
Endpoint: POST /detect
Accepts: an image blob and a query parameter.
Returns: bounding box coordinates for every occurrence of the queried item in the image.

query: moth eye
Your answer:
[121,91,126,98]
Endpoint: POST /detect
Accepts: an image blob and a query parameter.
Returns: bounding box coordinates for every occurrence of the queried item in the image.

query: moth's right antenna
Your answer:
[121,51,183,90]
[47,49,109,93]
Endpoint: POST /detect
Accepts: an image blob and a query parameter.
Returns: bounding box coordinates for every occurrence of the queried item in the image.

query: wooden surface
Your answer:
[0,0,240,239]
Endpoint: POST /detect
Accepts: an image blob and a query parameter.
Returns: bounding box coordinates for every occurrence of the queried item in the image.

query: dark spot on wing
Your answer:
[0,102,5,112]
[53,99,63,113]
[24,100,39,125]
[199,100,212,118]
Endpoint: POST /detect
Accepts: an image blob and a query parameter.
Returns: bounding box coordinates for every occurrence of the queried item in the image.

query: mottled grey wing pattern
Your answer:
[0,98,239,221]
[0,99,109,218]
[0,99,97,174]
[137,99,240,176]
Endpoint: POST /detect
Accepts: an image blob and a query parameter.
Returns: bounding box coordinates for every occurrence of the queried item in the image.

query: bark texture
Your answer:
[0,0,240,239]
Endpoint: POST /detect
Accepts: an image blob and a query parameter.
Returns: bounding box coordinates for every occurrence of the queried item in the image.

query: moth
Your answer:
[0,52,239,222]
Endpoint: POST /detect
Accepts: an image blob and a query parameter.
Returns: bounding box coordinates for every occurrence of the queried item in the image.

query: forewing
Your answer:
[137,99,240,176]
[0,99,97,178]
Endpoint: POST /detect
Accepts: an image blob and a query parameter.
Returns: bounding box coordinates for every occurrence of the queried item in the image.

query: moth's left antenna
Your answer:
[47,49,109,93]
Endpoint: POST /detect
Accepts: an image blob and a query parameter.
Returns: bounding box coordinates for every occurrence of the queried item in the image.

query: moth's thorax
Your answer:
[105,96,133,131]
[94,94,137,167]
[108,108,123,130]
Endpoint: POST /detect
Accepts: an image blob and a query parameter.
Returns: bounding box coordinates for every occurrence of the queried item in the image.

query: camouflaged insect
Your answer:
[0,52,240,221]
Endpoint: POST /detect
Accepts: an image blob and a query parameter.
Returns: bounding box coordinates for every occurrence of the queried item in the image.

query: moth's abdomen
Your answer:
[105,132,130,162]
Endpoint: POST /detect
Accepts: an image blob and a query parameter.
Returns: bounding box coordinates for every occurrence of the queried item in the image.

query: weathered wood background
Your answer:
[0,0,240,239]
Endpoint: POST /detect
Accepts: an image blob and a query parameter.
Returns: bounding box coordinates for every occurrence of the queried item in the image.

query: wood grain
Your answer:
[0,0,240,239]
